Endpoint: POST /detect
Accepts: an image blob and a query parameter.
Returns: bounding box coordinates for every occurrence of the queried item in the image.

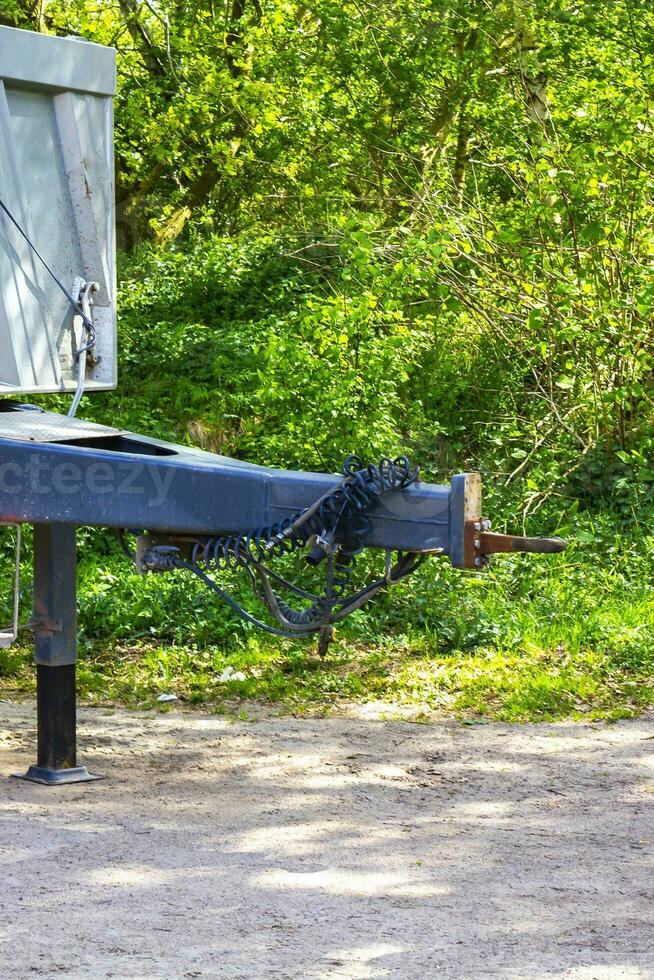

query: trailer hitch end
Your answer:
[464,520,566,568]
[477,530,566,557]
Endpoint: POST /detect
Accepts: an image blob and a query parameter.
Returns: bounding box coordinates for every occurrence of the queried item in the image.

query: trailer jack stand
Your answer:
[12,524,102,786]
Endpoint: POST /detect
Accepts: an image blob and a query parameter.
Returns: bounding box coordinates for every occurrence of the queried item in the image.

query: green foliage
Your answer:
[1,517,653,720]
[2,490,654,722]
[1,2,654,719]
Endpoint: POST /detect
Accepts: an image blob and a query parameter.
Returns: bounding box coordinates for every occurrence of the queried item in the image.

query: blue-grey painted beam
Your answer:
[0,408,467,558]
[449,472,481,568]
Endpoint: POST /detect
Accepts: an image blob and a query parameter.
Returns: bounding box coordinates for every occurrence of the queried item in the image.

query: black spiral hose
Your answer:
[193,456,416,566]
[195,453,415,566]
[126,455,423,644]
[186,455,419,630]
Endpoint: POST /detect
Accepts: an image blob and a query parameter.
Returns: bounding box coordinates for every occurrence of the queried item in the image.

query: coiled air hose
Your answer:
[124,455,427,650]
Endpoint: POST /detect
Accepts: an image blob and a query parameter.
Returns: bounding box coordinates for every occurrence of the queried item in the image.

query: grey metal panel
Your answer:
[0,84,77,388]
[0,27,117,394]
[54,93,112,305]
[0,27,116,96]
[0,407,126,442]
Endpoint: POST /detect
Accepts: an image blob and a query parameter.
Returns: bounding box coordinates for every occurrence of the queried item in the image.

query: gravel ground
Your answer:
[0,701,653,979]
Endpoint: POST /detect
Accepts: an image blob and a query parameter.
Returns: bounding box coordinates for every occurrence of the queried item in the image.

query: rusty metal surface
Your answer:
[478,531,566,556]
[462,518,566,568]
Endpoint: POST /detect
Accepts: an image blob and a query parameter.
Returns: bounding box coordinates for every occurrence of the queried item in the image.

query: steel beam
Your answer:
[0,408,459,555]
[13,523,101,785]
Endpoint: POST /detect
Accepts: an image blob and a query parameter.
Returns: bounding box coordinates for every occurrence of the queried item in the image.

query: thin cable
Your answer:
[0,523,22,645]
[190,455,420,627]
[0,196,96,352]
[173,558,312,639]
[119,458,427,646]
[117,529,136,560]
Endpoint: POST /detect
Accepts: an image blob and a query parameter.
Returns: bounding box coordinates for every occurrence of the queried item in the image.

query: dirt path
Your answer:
[1,701,653,979]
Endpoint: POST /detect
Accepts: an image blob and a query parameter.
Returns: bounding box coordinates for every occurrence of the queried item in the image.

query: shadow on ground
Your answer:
[1,702,653,979]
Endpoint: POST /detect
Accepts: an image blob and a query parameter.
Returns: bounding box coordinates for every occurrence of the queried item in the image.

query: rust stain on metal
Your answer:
[463,522,566,568]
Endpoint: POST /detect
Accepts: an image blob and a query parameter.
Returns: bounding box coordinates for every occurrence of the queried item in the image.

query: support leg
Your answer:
[13,523,101,785]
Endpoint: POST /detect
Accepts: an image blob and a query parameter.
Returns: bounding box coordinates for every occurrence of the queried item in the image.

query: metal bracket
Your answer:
[135,535,179,574]
[68,278,99,419]
[0,522,21,649]
[14,765,103,786]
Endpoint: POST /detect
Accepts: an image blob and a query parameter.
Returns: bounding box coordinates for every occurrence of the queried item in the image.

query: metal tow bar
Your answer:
[464,518,566,568]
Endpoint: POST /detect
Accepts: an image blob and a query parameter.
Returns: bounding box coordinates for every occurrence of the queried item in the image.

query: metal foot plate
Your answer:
[11,765,103,785]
